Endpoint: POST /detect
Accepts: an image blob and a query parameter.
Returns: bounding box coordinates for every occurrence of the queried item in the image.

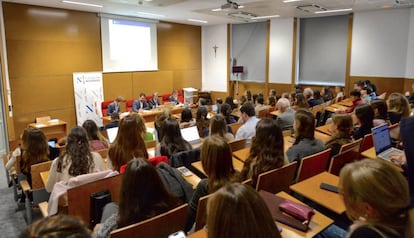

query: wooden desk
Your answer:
[187,191,333,238]
[290,172,345,214]
[231,109,241,119]
[360,147,403,172]
[315,124,333,136]
[233,147,250,162]
[28,120,67,140]
[337,99,353,107]
[325,105,348,113]
[192,159,244,176]
[102,107,184,125]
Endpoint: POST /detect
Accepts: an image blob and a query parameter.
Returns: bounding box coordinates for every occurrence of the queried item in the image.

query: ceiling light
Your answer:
[315,8,352,14]
[251,15,280,20]
[137,11,165,18]
[62,0,103,8]
[188,19,208,24]
[283,0,303,3]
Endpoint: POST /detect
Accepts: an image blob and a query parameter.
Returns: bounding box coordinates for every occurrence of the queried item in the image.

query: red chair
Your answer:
[126,99,134,112]
[359,133,373,153]
[101,100,112,116]
[255,161,298,194]
[296,148,331,182]
[339,138,362,154]
[328,149,360,176]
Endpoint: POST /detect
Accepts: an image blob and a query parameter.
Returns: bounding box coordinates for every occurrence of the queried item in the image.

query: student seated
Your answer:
[108,114,149,171]
[95,158,180,238]
[169,89,180,105]
[20,215,92,238]
[205,115,234,141]
[82,120,109,151]
[106,96,125,116]
[387,92,411,125]
[339,159,414,238]
[371,99,389,127]
[179,107,195,128]
[325,114,354,157]
[46,126,104,192]
[220,103,236,124]
[337,89,365,114]
[185,136,239,232]
[196,106,209,137]
[286,109,325,163]
[160,118,192,159]
[353,104,374,140]
[206,183,281,238]
[240,118,286,187]
[275,97,295,131]
[235,103,260,144]
[132,92,150,112]
[148,92,160,109]
[104,112,120,130]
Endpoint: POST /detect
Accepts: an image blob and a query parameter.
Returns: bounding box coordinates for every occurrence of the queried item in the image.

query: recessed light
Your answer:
[251,15,280,20]
[315,8,352,14]
[283,0,303,3]
[188,18,208,24]
[62,0,103,8]
[137,11,165,18]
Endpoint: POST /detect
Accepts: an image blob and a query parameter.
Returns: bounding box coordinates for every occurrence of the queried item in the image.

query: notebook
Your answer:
[180,126,201,145]
[372,124,403,161]
[106,127,119,144]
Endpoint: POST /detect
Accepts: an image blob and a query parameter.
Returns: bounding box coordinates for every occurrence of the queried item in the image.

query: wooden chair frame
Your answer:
[256,161,298,194]
[296,148,331,183]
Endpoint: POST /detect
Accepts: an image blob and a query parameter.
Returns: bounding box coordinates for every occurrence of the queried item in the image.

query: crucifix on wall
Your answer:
[213,45,218,58]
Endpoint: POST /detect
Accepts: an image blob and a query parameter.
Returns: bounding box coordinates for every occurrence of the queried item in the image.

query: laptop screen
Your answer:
[180,126,200,143]
[371,124,392,154]
[107,127,119,144]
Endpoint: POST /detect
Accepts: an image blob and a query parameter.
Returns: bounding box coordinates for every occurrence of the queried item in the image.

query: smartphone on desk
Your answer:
[168,231,186,238]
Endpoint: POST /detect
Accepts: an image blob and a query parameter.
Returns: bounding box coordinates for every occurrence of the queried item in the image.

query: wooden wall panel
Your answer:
[173,70,201,90]
[102,73,134,101]
[403,78,414,94]
[210,92,229,104]
[132,71,173,97]
[268,83,294,95]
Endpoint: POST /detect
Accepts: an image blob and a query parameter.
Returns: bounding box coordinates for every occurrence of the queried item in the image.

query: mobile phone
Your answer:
[177,166,193,177]
[320,183,339,193]
[168,231,186,238]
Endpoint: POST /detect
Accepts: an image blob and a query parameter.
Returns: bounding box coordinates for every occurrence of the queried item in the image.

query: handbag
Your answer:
[90,190,112,228]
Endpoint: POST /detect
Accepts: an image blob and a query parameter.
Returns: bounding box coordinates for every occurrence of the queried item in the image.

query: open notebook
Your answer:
[180,126,201,145]
[106,127,119,144]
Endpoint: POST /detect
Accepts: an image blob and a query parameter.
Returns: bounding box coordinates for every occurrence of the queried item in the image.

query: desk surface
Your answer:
[28,119,67,128]
[270,110,281,117]
[315,124,333,136]
[360,147,403,172]
[337,99,353,107]
[187,191,333,238]
[40,171,49,187]
[192,158,244,176]
[290,172,345,214]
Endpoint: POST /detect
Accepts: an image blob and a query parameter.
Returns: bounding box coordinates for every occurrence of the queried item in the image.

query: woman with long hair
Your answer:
[46,126,104,192]
[206,183,281,238]
[240,118,285,187]
[295,93,310,109]
[286,109,324,163]
[371,99,389,127]
[220,103,236,124]
[353,104,374,140]
[82,120,109,151]
[185,136,239,231]
[95,158,180,238]
[325,114,354,157]
[196,106,210,137]
[7,128,49,187]
[108,114,149,171]
[340,159,414,238]
[387,92,411,125]
[208,115,234,141]
[160,118,192,158]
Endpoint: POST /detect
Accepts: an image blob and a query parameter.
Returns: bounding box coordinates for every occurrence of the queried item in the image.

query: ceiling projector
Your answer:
[221,0,240,10]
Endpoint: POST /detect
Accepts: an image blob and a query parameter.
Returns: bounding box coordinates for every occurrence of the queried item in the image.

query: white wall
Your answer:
[269,17,294,84]
[406,8,414,78]
[202,24,228,92]
[351,8,410,77]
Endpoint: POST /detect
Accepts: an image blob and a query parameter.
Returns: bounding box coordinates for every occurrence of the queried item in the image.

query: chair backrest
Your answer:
[296,148,331,182]
[67,174,123,228]
[359,133,373,153]
[110,203,188,238]
[328,149,360,176]
[256,161,298,194]
[339,138,362,154]
[145,140,156,149]
[36,116,51,123]
[228,138,247,152]
[228,123,242,136]
[31,160,52,190]
[194,194,213,231]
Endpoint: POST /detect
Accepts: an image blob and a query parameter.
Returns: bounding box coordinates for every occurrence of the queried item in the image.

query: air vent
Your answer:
[395,0,414,5]
[296,4,326,13]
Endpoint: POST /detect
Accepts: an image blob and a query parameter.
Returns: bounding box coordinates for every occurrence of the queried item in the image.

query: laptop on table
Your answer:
[180,126,201,145]
[371,124,403,162]
[106,127,119,144]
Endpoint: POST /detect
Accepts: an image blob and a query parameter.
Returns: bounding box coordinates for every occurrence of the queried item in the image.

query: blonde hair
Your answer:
[340,159,413,237]
[387,93,410,117]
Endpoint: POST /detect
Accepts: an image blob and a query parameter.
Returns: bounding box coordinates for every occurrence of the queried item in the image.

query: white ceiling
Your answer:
[3,0,414,25]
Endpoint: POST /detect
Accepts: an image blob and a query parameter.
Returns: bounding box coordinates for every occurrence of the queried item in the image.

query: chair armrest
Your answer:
[39,202,49,217]
[20,180,31,193]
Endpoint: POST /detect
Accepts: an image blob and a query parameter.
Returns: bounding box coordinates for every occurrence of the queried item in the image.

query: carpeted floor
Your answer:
[0,161,29,237]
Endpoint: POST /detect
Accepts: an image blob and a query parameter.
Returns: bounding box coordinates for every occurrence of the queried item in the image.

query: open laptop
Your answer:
[106,127,119,144]
[180,126,201,145]
[372,123,403,161]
